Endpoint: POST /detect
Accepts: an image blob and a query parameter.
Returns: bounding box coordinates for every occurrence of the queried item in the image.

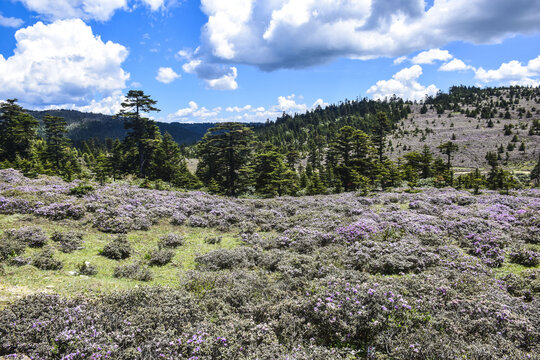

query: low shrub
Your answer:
[4,226,48,248]
[69,183,94,197]
[34,202,85,220]
[30,246,63,270]
[188,215,208,228]
[100,235,132,260]
[78,261,98,275]
[51,230,84,253]
[113,262,153,281]
[158,233,184,248]
[204,236,222,245]
[195,247,260,271]
[171,212,187,225]
[509,247,540,267]
[148,248,175,266]
[0,234,27,261]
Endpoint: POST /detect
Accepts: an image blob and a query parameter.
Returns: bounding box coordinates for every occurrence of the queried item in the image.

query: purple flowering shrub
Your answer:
[157,233,184,248]
[30,246,63,270]
[147,248,175,266]
[51,230,84,253]
[34,202,85,220]
[1,170,540,359]
[100,235,132,260]
[3,226,48,248]
[346,238,440,274]
[113,262,153,281]
[509,247,540,267]
[463,232,506,267]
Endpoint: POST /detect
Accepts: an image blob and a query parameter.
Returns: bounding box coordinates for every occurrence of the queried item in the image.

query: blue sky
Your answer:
[1,0,540,123]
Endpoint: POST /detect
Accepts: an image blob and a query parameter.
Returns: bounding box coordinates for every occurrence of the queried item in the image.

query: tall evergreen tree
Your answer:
[43,115,69,171]
[253,143,297,197]
[116,90,161,177]
[372,112,391,162]
[0,99,39,162]
[197,122,256,196]
[437,141,459,185]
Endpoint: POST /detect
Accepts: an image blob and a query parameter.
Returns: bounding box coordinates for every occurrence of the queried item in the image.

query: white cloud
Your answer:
[312,98,328,108]
[474,55,540,84]
[156,67,180,83]
[367,65,439,101]
[166,94,327,123]
[15,0,127,21]
[411,49,453,64]
[141,0,164,11]
[15,0,167,21]
[439,58,474,72]
[178,50,239,90]
[205,67,238,90]
[393,56,407,65]
[0,13,24,28]
[191,0,540,72]
[45,90,125,115]
[0,19,129,110]
[277,94,307,113]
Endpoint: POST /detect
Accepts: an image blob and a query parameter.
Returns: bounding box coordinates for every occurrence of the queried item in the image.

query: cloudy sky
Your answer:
[1,0,540,123]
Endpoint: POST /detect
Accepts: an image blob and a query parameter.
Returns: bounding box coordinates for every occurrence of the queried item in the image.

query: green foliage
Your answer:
[253,143,297,197]
[69,182,94,197]
[197,122,256,196]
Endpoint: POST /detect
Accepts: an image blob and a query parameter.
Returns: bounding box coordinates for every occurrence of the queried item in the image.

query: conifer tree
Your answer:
[197,122,255,196]
[43,115,69,171]
[116,90,161,177]
[0,99,39,162]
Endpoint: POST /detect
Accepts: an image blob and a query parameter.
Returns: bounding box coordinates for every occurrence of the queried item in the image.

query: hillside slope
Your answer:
[28,109,214,145]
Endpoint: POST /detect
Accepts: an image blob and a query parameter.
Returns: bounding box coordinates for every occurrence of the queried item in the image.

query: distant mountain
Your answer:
[28,109,215,145]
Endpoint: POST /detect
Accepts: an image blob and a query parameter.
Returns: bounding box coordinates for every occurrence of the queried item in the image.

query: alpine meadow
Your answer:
[1,1,540,359]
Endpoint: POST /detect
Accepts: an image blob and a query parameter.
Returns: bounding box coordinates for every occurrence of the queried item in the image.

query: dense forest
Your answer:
[1,86,539,197]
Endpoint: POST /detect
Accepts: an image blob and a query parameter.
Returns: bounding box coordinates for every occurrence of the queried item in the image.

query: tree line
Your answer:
[1,88,539,197]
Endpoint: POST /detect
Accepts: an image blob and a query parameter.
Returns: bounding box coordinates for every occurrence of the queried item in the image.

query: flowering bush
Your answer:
[30,246,63,270]
[1,170,540,359]
[148,248,175,266]
[113,262,153,282]
[100,235,132,260]
[51,230,84,253]
[158,233,184,248]
[509,247,540,267]
[3,226,47,248]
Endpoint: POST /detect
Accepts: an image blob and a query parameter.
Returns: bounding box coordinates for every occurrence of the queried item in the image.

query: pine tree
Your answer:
[372,112,391,162]
[116,90,161,177]
[437,141,459,185]
[43,115,69,172]
[197,122,256,196]
[0,99,39,162]
[253,143,297,197]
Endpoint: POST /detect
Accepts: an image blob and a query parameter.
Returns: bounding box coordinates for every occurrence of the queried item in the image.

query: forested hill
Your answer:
[28,109,214,146]
[255,97,410,150]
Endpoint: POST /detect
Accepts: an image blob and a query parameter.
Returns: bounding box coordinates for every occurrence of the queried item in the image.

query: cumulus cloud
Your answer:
[367,65,439,101]
[0,13,24,28]
[15,0,167,21]
[393,56,407,65]
[178,50,238,90]
[189,0,540,72]
[474,55,540,84]
[156,67,180,84]
[45,90,125,115]
[141,0,164,11]
[439,58,475,72]
[411,49,453,64]
[0,19,129,110]
[166,94,327,123]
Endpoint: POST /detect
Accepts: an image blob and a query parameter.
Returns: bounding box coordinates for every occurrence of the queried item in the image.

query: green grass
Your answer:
[0,214,241,307]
